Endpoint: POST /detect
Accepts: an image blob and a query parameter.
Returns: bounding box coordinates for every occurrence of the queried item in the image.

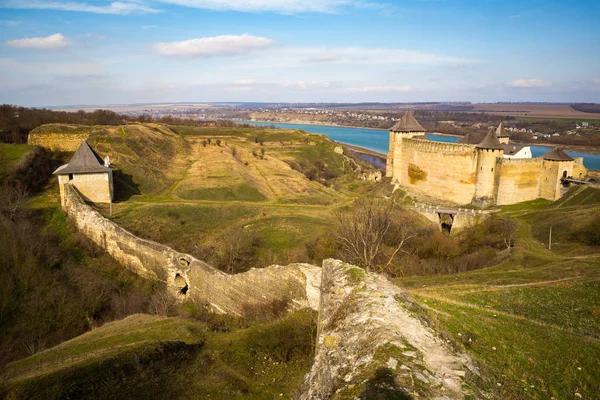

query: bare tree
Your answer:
[498,216,519,249]
[218,226,255,273]
[332,197,415,272]
[0,185,29,221]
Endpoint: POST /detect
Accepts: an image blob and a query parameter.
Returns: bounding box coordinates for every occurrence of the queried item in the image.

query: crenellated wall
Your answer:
[399,138,478,205]
[62,183,321,316]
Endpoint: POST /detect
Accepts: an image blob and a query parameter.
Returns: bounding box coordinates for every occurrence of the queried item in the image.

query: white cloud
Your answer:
[509,79,552,88]
[141,25,157,30]
[340,85,412,93]
[2,1,160,15]
[592,77,600,84]
[304,55,341,63]
[232,79,257,85]
[247,46,476,69]
[5,33,70,49]
[154,34,275,57]
[156,0,357,14]
[0,20,21,27]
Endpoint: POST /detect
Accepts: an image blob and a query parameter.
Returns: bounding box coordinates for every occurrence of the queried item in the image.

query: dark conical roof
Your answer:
[475,128,504,150]
[53,140,110,175]
[457,131,486,145]
[496,122,508,137]
[541,147,573,161]
[390,111,425,132]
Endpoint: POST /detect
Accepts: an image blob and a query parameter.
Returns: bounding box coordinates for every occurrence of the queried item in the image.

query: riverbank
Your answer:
[514,141,600,156]
[235,118,389,132]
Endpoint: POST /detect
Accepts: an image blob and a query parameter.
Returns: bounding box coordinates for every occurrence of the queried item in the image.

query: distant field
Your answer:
[471,103,600,120]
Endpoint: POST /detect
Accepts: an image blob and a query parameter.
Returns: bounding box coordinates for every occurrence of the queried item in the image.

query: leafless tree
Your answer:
[0,185,29,221]
[218,226,255,273]
[332,197,415,272]
[498,216,519,248]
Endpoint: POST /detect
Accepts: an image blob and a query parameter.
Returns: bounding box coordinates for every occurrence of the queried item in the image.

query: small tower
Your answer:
[386,111,426,182]
[496,123,510,144]
[53,141,114,208]
[539,147,574,201]
[474,128,504,205]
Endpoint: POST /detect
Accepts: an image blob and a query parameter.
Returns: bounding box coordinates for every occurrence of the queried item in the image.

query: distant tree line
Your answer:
[570,103,600,113]
[0,104,238,144]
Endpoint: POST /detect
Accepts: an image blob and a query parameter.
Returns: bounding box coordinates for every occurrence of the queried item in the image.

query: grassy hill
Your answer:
[398,187,600,399]
[2,311,316,400]
[94,123,378,271]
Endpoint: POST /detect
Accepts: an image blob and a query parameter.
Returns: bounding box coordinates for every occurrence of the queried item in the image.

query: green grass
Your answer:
[398,189,600,399]
[3,310,317,400]
[177,183,266,202]
[0,143,35,176]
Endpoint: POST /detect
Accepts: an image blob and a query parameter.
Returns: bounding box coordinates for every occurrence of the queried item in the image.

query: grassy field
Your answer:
[0,143,35,176]
[2,310,317,399]
[398,187,600,399]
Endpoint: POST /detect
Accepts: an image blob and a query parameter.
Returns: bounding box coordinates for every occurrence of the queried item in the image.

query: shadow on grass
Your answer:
[358,367,413,400]
[113,169,141,202]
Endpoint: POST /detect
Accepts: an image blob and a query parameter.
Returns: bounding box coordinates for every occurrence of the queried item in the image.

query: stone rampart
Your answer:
[62,184,321,315]
[28,132,91,151]
[400,138,478,205]
[300,259,472,399]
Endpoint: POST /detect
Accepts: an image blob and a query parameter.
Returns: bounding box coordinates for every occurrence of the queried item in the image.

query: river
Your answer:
[237,120,600,170]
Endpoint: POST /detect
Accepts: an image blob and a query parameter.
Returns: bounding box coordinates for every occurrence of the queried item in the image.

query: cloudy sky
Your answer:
[1,0,599,106]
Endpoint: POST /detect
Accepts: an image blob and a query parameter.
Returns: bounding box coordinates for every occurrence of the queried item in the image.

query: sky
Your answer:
[0,0,599,106]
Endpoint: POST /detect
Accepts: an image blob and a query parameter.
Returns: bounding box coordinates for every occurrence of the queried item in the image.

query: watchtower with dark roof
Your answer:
[473,127,504,203]
[386,111,426,180]
[53,140,114,206]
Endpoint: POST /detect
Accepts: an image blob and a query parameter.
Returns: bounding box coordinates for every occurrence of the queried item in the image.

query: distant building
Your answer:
[582,122,589,128]
[54,140,114,207]
[386,112,586,206]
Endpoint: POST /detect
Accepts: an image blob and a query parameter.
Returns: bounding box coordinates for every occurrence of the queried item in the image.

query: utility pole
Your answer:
[549,226,552,250]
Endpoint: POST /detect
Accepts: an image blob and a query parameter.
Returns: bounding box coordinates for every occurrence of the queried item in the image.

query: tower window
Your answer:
[68,173,73,181]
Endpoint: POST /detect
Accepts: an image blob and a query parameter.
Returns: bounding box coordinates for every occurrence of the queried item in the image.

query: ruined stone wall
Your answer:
[572,158,587,180]
[399,138,478,205]
[62,184,321,315]
[300,259,472,399]
[495,158,543,205]
[28,132,90,151]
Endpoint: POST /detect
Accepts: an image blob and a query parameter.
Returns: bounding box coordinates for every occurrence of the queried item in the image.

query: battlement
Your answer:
[402,137,476,154]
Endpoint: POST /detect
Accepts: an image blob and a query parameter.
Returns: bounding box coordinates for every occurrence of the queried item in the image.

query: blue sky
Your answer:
[1,0,599,106]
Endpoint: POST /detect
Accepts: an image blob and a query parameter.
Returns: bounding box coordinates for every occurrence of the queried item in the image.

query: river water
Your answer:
[237,120,600,170]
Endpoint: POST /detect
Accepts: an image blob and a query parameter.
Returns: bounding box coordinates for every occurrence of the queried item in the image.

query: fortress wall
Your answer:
[496,158,543,205]
[386,131,395,177]
[28,132,90,151]
[399,138,478,204]
[539,160,572,201]
[62,184,321,315]
[572,158,587,179]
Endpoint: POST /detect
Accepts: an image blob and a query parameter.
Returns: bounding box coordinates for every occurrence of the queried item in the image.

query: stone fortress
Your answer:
[386,112,587,206]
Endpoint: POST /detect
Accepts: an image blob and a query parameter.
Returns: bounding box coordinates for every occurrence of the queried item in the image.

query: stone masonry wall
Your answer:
[28,132,90,151]
[62,183,321,315]
[399,138,478,205]
[495,158,543,205]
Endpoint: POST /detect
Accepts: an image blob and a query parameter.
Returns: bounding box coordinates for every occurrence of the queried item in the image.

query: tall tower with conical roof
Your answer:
[496,123,510,144]
[386,111,426,182]
[473,128,504,205]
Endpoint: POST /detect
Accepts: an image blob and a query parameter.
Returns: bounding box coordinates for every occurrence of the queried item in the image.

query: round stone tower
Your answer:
[386,111,426,183]
[474,128,504,206]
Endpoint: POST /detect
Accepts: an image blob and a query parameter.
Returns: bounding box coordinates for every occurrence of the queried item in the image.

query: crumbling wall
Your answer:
[300,259,473,399]
[28,132,91,151]
[62,183,321,315]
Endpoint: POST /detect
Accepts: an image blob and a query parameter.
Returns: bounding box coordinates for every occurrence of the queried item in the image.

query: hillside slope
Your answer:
[398,187,600,399]
[2,311,316,400]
